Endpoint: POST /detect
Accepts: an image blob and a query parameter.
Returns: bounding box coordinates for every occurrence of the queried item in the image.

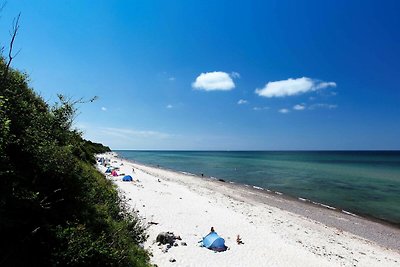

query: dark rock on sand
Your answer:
[156,232,182,246]
[156,232,175,245]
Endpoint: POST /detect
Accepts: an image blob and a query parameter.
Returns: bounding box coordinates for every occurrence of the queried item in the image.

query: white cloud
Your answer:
[168,77,175,81]
[278,108,290,114]
[255,77,336,98]
[237,99,248,105]
[314,81,337,90]
[101,107,107,111]
[293,104,305,110]
[308,103,337,110]
[192,71,235,91]
[253,106,269,111]
[166,104,173,109]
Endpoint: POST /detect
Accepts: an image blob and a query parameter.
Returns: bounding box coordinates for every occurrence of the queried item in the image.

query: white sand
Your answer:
[98,153,400,267]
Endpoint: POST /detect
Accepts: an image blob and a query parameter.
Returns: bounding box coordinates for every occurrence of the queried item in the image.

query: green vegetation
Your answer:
[0,56,150,266]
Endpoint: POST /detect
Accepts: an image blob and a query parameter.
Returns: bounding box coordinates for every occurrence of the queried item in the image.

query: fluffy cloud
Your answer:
[255,77,336,98]
[192,71,236,91]
[278,108,290,114]
[237,99,248,105]
[166,104,173,109]
[101,107,107,111]
[293,104,305,110]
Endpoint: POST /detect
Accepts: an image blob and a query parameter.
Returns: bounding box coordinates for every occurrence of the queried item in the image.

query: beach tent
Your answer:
[105,167,112,173]
[201,232,226,251]
[111,170,118,176]
[122,175,133,182]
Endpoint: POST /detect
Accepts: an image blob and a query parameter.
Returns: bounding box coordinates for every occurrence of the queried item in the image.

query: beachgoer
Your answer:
[210,227,215,233]
[236,234,244,245]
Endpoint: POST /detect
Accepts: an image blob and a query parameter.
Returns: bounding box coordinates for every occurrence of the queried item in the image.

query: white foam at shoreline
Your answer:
[320,203,336,210]
[342,210,358,217]
[180,171,195,176]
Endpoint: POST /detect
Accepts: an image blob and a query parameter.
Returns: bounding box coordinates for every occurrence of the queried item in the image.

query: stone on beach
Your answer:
[156,232,180,245]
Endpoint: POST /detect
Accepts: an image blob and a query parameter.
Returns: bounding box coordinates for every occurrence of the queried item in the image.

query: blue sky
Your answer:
[2,0,400,150]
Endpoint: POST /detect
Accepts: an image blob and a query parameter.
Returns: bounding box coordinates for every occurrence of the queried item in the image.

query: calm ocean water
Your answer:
[116,150,400,225]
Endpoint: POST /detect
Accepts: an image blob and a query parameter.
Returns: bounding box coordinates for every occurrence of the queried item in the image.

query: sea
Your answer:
[116,150,400,225]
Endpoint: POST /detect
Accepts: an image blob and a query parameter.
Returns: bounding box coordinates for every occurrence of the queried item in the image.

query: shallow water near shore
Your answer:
[116,150,400,224]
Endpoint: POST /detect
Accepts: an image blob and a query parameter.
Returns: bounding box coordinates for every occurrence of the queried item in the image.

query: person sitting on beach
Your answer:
[236,234,244,245]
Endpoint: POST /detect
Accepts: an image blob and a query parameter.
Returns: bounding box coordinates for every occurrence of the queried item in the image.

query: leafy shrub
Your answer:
[0,57,150,266]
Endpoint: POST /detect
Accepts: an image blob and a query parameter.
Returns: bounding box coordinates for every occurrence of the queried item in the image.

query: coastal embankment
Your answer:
[98,153,400,267]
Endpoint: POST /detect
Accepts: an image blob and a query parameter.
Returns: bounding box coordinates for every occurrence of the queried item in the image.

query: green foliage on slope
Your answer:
[0,57,150,266]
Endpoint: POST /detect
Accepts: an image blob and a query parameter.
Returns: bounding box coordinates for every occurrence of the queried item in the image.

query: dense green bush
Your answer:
[0,57,150,266]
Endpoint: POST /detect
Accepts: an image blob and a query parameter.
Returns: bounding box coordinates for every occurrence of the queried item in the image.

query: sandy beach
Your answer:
[97,153,400,267]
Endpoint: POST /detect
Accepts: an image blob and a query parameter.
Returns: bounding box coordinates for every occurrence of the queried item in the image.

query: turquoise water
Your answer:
[116,150,400,225]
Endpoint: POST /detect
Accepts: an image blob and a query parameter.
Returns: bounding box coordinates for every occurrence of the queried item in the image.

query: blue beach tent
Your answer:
[122,175,133,182]
[202,232,226,251]
[105,167,112,173]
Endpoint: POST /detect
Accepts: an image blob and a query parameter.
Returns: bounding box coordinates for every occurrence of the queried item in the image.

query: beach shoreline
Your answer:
[98,152,400,266]
[118,153,400,231]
